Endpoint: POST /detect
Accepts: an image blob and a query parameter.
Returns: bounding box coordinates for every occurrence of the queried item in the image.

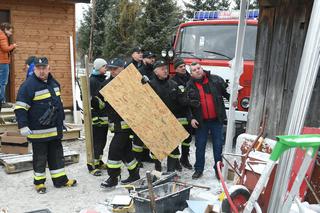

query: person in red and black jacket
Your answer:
[186,62,229,180]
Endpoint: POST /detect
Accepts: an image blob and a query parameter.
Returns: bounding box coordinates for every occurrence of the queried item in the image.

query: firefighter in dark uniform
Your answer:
[131,51,156,167]
[87,58,109,176]
[149,60,191,172]
[139,51,156,79]
[101,58,140,188]
[14,57,76,194]
[125,46,143,69]
[171,58,193,170]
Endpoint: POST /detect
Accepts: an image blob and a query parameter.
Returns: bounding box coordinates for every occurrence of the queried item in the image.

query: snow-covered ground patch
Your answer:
[0,132,230,213]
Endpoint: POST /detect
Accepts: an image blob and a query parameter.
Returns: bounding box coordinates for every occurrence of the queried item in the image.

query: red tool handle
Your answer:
[217,161,239,213]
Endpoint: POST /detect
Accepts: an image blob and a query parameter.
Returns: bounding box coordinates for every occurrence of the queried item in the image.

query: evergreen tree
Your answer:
[218,0,231,10]
[184,0,206,19]
[103,0,141,58]
[136,0,182,55]
[234,0,259,10]
[77,0,116,60]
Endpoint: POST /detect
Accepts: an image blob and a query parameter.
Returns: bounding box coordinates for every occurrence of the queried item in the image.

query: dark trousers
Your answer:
[181,124,193,158]
[151,147,180,160]
[107,131,138,178]
[132,133,150,162]
[32,139,68,187]
[92,124,108,162]
[194,120,223,172]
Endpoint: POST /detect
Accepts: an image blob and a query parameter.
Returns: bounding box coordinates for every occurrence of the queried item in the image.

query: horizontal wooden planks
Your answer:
[0,0,75,108]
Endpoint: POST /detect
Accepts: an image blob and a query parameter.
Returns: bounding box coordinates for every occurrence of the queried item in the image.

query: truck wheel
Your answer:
[221,188,251,213]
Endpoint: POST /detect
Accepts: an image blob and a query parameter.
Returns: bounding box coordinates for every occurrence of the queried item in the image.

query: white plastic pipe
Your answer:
[222,0,248,178]
[69,36,79,124]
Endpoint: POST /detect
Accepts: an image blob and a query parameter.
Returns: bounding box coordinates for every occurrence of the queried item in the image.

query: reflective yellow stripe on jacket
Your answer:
[33,89,51,101]
[14,101,31,111]
[178,118,188,125]
[27,127,58,139]
[109,121,130,131]
[92,116,108,125]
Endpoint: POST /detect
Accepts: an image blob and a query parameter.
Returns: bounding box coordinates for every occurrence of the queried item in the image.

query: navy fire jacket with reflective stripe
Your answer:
[14,73,65,142]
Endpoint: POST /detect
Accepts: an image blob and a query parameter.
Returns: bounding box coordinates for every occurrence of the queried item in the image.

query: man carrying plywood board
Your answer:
[99,63,189,175]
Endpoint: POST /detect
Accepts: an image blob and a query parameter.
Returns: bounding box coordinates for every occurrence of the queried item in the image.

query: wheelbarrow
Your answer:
[217,134,320,213]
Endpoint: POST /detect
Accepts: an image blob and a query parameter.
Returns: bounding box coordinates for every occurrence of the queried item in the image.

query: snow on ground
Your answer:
[0,131,230,213]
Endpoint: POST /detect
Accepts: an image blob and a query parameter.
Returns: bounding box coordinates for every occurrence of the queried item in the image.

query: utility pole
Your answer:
[88,0,96,63]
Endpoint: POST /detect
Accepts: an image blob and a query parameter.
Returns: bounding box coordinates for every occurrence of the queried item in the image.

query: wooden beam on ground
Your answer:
[99,64,189,160]
[0,124,81,144]
[80,58,94,164]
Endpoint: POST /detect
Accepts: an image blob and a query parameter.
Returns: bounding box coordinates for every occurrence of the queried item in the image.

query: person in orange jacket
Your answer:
[0,23,17,110]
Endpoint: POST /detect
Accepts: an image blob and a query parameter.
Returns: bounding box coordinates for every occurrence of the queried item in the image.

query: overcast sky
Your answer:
[75,1,188,28]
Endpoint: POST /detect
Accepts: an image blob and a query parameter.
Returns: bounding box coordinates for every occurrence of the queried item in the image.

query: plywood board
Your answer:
[99,64,189,160]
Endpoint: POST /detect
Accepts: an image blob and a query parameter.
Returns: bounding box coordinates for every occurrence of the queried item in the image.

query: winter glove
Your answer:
[97,97,105,110]
[20,126,32,136]
[141,75,150,84]
[63,121,68,131]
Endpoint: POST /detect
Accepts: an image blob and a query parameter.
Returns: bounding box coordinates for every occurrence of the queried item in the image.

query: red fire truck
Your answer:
[163,10,258,126]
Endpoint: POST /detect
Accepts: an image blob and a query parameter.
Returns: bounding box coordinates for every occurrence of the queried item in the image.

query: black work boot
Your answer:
[180,155,192,170]
[154,160,162,172]
[167,158,176,172]
[180,146,193,169]
[98,160,108,170]
[87,163,102,176]
[101,176,118,188]
[121,168,140,184]
[141,149,153,163]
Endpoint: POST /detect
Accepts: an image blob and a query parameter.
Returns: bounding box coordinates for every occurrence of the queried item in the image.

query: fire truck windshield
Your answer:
[175,24,257,60]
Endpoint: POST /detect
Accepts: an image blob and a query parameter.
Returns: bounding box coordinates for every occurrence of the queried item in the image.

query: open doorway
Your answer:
[0,10,12,103]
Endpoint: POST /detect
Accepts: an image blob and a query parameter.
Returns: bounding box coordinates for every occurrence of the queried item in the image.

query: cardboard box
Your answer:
[0,131,29,154]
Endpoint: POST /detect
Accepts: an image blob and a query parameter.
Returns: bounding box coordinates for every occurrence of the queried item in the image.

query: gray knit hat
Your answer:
[93,58,107,70]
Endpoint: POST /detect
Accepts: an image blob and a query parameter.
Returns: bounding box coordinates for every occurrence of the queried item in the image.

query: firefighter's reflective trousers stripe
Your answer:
[92,125,108,162]
[131,133,150,162]
[32,139,68,187]
[107,131,138,178]
[92,116,109,126]
[150,147,180,160]
[108,121,130,132]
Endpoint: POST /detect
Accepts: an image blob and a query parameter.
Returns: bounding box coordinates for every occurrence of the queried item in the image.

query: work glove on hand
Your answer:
[20,126,32,136]
[141,75,150,84]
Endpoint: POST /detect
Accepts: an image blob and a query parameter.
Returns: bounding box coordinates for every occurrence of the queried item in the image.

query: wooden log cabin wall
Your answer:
[246,0,319,138]
[0,0,89,108]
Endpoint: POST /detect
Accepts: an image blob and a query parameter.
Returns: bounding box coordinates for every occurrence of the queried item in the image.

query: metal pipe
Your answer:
[223,0,249,178]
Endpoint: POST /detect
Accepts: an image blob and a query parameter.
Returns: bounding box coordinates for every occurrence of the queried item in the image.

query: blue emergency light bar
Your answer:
[194,10,259,20]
